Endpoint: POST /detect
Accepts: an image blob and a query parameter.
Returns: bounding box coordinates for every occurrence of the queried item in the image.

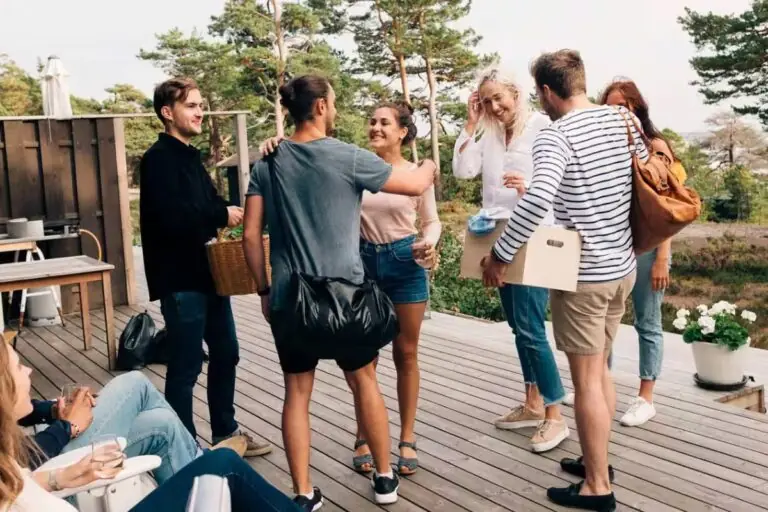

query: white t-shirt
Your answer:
[3,468,76,512]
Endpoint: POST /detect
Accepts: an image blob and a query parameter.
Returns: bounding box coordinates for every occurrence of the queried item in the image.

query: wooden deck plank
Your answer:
[119,302,765,511]
[422,316,768,426]
[18,274,768,512]
[209,302,768,477]
[33,323,380,512]
[88,309,562,512]
[80,308,732,512]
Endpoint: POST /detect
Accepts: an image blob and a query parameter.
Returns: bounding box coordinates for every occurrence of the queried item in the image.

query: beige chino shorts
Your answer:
[550,271,637,356]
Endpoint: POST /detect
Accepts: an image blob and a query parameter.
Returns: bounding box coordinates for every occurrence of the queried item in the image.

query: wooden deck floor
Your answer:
[14,252,768,512]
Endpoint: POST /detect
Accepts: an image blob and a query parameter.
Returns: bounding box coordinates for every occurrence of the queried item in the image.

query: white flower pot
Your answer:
[691,341,748,385]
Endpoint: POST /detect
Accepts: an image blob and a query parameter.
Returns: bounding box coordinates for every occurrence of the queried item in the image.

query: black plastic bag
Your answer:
[273,273,399,360]
[115,311,156,371]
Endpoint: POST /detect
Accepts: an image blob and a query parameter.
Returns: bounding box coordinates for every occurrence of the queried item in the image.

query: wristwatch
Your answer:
[257,286,271,297]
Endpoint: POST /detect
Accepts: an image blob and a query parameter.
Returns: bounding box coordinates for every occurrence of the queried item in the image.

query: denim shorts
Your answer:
[360,235,429,304]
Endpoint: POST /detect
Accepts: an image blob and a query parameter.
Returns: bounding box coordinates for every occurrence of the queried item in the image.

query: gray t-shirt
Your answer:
[246,137,393,310]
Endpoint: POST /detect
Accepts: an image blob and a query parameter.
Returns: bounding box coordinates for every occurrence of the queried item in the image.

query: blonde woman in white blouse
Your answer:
[452,65,569,453]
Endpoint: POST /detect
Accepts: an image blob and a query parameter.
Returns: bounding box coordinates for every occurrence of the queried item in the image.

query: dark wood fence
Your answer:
[0,117,135,313]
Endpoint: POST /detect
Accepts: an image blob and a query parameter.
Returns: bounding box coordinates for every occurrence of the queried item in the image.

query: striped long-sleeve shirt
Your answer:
[492,106,649,283]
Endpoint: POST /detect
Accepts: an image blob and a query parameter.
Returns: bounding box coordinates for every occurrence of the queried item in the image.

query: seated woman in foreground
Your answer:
[0,341,300,512]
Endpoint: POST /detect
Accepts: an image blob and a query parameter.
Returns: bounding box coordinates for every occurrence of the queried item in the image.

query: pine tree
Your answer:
[337,0,422,159]
[209,0,361,139]
[679,1,768,128]
[409,0,493,179]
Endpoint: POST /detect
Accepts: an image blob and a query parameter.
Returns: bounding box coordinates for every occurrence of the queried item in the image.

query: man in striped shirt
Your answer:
[482,50,647,511]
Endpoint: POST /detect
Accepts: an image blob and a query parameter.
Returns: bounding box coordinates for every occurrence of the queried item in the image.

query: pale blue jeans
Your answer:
[499,284,566,406]
[63,371,200,484]
[607,249,666,380]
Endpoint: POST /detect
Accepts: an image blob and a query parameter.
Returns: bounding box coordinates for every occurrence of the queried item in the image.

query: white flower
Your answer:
[673,317,688,331]
[696,305,709,315]
[741,310,757,323]
[710,301,736,316]
[698,315,716,335]
[676,308,691,319]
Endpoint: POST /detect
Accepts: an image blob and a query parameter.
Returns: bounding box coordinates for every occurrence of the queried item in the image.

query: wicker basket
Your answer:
[207,234,271,296]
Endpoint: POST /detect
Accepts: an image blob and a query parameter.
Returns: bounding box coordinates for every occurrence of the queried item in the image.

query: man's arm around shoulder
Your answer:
[380,159,437,197]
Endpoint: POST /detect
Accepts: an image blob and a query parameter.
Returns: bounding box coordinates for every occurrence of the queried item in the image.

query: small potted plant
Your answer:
[673,301,756,387]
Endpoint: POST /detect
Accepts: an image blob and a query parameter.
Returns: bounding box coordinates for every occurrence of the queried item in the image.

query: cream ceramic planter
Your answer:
[691,341,748,385]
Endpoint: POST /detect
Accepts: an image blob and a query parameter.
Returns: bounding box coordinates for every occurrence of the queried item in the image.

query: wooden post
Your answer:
[235,113,250,206]
[113,118,136,305]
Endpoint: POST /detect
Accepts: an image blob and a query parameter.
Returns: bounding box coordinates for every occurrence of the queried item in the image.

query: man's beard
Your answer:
[325,119,336,137]
[541,99,561,121]
[179,123,202,138]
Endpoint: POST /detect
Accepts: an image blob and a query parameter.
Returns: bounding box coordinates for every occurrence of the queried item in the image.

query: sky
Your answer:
[0,0,754,132]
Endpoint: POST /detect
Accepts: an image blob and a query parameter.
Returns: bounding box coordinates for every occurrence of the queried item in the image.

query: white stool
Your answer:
[7,244,63,330]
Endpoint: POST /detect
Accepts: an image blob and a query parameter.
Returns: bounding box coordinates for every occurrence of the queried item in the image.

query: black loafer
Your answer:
[547,482,616,512]
[560,456,615,482]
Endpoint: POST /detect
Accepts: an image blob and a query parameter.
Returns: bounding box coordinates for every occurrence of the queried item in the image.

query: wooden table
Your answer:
[0,256,117,369]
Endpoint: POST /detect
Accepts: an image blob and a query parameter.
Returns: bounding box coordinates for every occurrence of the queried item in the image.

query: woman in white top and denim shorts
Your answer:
[452,65,569,453]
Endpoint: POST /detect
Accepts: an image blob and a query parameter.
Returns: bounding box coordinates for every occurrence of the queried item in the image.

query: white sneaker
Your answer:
[562,393,575,406]
[620,397,656,427]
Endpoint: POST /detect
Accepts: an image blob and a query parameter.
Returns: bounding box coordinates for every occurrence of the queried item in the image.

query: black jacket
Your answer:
[18,399,72,469]
[139,133,230,301]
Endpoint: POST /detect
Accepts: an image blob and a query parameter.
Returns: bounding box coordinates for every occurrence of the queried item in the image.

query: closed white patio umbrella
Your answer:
[41,55,73,118]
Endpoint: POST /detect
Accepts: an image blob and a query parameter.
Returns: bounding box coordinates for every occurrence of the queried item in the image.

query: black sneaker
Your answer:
[548,482,616,512]
[371,472,399,505]
[293,487,323,512]
[560,456,615,482]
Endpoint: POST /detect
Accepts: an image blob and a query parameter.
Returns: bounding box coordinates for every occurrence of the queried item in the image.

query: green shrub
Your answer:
[430,230,504,321]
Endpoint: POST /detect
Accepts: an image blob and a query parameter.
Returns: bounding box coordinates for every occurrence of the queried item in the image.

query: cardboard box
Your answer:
[460,223,582,291]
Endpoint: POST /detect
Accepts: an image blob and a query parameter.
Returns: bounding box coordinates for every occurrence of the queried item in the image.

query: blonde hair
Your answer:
[474,63,530,142]
[0,342,33,508]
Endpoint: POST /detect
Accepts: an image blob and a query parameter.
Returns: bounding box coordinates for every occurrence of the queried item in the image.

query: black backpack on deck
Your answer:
[115,311,157,371]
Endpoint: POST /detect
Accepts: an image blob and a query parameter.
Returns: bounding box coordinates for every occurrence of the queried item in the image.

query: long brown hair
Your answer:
[0,342,30,507]
[600,79,677,160]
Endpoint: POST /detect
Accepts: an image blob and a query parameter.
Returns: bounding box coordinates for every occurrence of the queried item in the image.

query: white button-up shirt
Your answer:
[452,111,554,225]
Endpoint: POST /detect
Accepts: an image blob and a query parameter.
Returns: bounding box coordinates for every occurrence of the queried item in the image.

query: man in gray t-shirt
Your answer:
[246,138,392,313]
[242,75,435,508]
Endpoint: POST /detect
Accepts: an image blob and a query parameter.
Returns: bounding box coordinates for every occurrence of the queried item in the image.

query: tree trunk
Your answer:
[425,57,440,171]
[205,98,225,195]
[271,0,286,138]
[419,12,441,198]
[397,53,419,163]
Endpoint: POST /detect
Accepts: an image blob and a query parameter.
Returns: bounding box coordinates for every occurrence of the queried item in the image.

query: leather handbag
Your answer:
[619,109,701,255]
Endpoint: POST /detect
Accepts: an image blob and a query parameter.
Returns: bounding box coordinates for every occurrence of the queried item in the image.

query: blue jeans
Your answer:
[630,249,665,380]
[63,372,199,484]
[499,284,565,406]
[131,448,300,511]
[160,292,239,439]
[360,235,429,304]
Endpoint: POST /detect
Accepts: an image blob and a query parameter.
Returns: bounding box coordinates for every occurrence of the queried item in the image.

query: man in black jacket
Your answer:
[140,77,270,457]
